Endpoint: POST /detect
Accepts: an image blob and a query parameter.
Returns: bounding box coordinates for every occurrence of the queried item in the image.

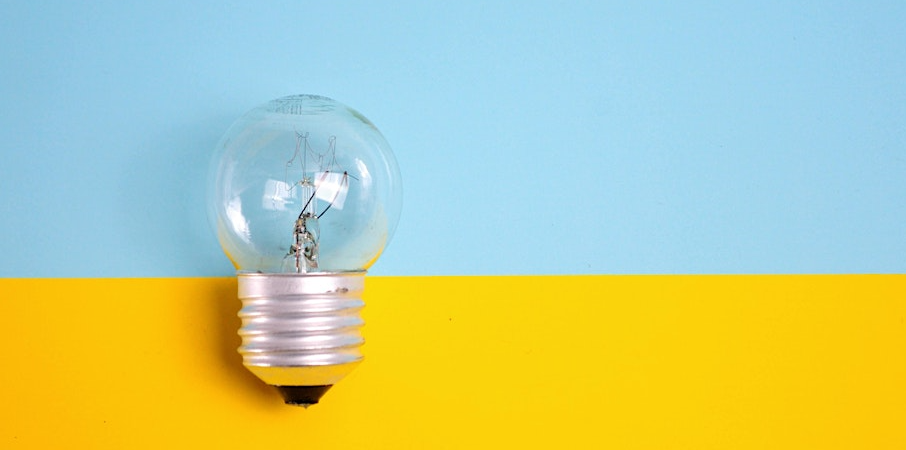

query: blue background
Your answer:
[1,1,904,277]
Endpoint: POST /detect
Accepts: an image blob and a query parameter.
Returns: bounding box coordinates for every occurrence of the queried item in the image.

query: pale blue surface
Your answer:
[1,1,904,277]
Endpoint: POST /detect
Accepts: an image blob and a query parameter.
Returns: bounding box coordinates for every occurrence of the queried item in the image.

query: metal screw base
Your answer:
[237,272,365,399]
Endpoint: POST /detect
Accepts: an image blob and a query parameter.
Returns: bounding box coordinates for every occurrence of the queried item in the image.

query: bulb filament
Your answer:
[283,133,354,273]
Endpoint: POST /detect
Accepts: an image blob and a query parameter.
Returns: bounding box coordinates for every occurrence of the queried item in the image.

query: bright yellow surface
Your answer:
[3,276,905,448]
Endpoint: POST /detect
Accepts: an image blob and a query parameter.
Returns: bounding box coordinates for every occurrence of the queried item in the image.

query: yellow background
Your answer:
[3,276,905,448]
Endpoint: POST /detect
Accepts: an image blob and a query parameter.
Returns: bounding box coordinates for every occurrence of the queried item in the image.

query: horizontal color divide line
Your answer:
[3,275,905,449]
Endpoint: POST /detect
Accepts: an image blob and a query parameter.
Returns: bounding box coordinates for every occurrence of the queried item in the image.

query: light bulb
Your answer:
[208,95,402,406]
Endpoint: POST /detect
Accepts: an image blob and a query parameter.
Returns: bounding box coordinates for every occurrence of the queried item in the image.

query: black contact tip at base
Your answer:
[275,385,333,407]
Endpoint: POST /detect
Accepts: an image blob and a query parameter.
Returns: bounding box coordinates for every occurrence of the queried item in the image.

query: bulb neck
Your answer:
[236,271,366,406]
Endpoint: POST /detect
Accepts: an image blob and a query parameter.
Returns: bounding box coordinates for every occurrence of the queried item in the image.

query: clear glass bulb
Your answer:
[209,94,402,274]
[208,95,402,406]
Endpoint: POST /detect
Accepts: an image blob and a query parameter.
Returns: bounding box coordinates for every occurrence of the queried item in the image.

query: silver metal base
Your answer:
[237,271,365,388]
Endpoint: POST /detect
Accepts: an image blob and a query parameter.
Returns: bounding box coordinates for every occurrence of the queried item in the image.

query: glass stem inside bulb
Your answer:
[290,179,320,273]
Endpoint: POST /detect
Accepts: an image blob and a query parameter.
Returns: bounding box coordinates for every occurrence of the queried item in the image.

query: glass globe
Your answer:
[209,95,402,274]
